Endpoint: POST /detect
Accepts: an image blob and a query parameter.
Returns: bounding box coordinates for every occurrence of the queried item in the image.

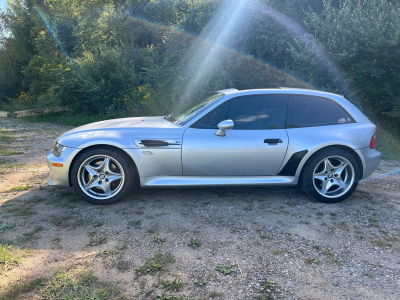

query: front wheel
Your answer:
[300,148,360,203]
[71,147,134,204]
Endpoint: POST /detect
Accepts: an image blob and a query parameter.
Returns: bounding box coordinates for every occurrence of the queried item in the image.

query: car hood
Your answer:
[63,116,180,136]
[57,116,185,149]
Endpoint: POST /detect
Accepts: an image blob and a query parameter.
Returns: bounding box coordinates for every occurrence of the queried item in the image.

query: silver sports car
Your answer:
[47,88,381,204]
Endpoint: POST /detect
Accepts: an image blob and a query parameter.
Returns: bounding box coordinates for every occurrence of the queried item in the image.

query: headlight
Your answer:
[53,142,66,157]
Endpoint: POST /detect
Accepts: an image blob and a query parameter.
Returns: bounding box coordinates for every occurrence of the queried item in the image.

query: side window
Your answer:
[227,95,288,130]
[286,95,355,128]
[191,101,230,129]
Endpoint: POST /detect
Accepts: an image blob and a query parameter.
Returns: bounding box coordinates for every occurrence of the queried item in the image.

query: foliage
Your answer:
[160,278,188,291]
[0,244,26,272]
[136,252,175,275]
[0,0,399,136]
[0,269,128,300]
[187,238,202,249]
[216,264,235,275]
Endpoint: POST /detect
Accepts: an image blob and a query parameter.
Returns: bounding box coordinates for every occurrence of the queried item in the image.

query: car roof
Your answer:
[216,87,343,98]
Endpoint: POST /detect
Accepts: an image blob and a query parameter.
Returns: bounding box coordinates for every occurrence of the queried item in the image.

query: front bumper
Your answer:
[355,147,382,180]
[47,147,80,187]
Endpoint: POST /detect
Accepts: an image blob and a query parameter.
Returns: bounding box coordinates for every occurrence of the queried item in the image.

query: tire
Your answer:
[71,147,135,204]
[300,147,360,203]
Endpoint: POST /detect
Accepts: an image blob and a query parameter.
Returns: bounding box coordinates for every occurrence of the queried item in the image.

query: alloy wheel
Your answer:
[77,155,125,200]
[312,155,355,199]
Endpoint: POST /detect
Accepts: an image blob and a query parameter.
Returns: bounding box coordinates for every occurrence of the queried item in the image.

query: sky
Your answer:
[0,0,7,12]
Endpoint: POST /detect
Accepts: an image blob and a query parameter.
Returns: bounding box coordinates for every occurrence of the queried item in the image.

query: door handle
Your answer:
[264,139,282,145]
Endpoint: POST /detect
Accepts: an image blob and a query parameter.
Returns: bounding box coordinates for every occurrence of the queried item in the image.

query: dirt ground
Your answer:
[0,117,400,300]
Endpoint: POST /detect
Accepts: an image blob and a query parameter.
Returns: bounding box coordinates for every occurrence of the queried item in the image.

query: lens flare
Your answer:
[115,12,313,89]
[33,1,352,113]
[253,1,351,97]
[362,169,400,182]
[33,5,102,109]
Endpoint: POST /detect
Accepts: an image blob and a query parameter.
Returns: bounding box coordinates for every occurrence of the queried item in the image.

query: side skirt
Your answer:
[140,176,298,188]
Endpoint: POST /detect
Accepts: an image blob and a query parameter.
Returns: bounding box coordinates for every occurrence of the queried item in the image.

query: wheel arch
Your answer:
[68,144,140,188]
[298,145,364,181]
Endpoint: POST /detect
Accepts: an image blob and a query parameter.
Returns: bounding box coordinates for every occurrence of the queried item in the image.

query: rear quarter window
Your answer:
[286,95,355,128]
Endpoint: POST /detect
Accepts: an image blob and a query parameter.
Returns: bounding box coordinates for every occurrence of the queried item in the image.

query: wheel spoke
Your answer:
[84,178,100,191]
[324,159,336,173]
[84,164,98,177]
[108,174,123,184]
[314,174,326,182]
[334,162,348,177]
[333,178,347,188]
[98,157,111,173]
[320,180,334,195]
[319,159,329,174]
[99,180,111,196]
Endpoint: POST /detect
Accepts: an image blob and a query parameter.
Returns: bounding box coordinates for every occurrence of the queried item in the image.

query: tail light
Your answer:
[370,134,376,149]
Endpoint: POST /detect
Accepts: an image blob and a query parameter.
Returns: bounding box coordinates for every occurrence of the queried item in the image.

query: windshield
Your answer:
[171,93,224,125]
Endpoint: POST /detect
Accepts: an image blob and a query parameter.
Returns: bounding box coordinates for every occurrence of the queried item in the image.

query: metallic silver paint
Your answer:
[280,122,378,178]
[215,119,234,136]
[47,88,381,192]
[355,147,381,180]
[47,147,80,187]
[141,175,298,187]
[124,148,182,177]
[182,128,288,176]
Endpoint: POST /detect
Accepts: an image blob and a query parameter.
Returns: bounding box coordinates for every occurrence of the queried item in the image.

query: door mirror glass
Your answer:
[215,120,234,136]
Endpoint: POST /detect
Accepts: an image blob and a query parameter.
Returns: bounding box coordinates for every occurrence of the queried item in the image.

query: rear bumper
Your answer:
[356,147,381,180]
[47,147,80,187]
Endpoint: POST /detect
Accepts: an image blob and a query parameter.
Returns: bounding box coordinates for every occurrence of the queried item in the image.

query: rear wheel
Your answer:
[300,148,360,203]
[71,147,134,204]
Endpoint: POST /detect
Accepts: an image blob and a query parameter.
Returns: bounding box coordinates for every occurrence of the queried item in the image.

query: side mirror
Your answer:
[215,120,234,136]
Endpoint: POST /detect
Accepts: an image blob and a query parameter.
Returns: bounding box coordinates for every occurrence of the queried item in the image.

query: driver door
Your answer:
[182,94,289,176]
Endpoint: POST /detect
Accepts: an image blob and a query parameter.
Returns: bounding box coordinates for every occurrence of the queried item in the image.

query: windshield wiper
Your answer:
[163,113,173,120]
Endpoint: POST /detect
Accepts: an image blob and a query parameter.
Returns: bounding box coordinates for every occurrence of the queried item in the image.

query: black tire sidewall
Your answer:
[71,147,134,204]
[300,148,360,203]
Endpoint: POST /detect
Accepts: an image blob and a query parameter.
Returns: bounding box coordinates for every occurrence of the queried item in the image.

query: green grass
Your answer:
[7,185,31,192]
[15,226,43,245]
[0,130,21,156]
[4,204,36,217]
[1,226,43,246]
[0,269,128,300]
[0,134,14,143]
[0,147,23,156]
[22,111,110,127]
[0,244,32,272]
[0,163,25,174]
[0,222,15,231]
[128,220,142,229]
[376,128,400,161]
[153,235,165,245]
[136,252,175,276]
[216,265,236,275]
[0,277,47,300]
[161,278,188,291]
[188,238,202,249]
